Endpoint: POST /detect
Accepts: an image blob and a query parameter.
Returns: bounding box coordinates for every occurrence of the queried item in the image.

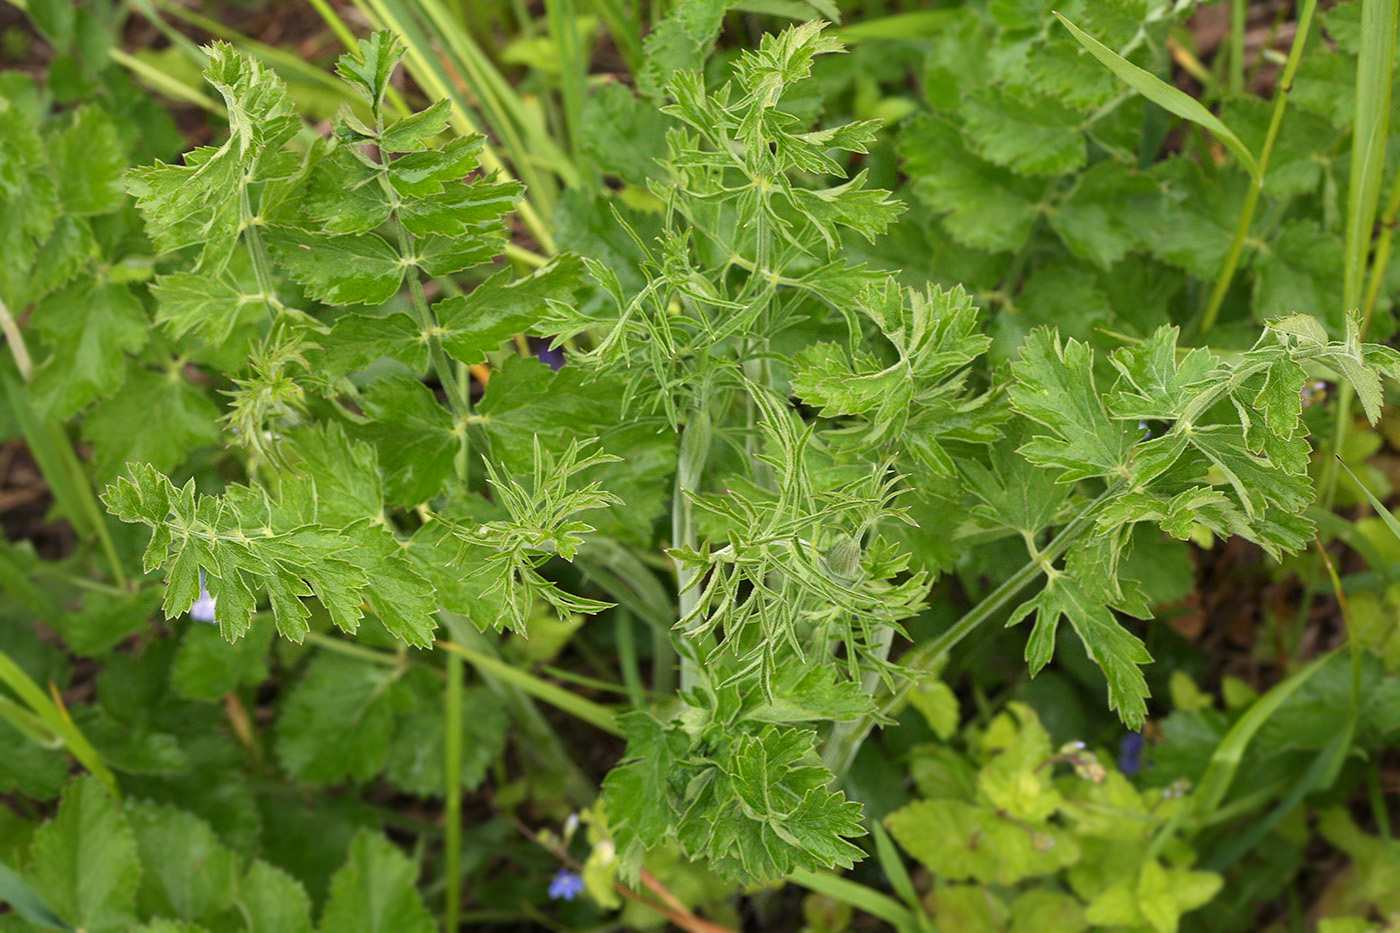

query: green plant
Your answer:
[4,3,1400,930]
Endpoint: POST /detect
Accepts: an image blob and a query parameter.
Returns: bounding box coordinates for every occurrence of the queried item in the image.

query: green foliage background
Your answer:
[3,0,1400,931]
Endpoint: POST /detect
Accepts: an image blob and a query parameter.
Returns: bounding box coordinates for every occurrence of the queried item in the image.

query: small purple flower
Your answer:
[548,869,585,902]
[190,569,217,624]
[536,345,566,371]
[1118,731,1144,776]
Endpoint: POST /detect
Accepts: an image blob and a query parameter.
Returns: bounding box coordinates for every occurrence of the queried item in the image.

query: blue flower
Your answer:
[189,569,218,624]
[1118,731,1145,776]
[548,869,585,902]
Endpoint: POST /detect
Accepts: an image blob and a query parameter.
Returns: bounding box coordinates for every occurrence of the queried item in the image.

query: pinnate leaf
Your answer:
[263,227,405,306]
[437,254,584,365]
[1007,570,1152,729]
[1010,329,1136,482]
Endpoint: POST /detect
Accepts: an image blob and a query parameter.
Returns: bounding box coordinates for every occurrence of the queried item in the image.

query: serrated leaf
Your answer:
[384,671,506,797]
[171,617,274,702]
[303,144,392,235]
[82,362,221,481]
[0,719,68,800]
[579,82,669,185]
[1010,329,1136,481]
[961,85,1085,176]
[336,31,405,111]
[359,375,459,506]
[1251,220,1345,330]
[1252,357,1307,439]
[1006,571,1152,728]
[48,105,125,215]
[385,135,484,197]
[263,227,405,305]
[908,677,959,740]
[1142,158,1249,279]
[378,98,452,152]
[27,279,147,419]
[318,831,435,933]
[234,861,312,933]
[150,272,261,345]
[436,253,583,365]
[274,653,398,785]
[27,777,140,932]
[1291,45,1357,128]
[885,798,1078,885]
[126,800,237,924]
[899,113,1040,253]
[397,178,522,239]
[127,44,299,275]
[601,711,688,862]
[638,0,735,100]
[1105,325,1222,421]
[53,588,161,659]
[675,725,866,883]
[1048,160,1160,269]
[992,263,1112,361]
[318,311,427,376]
[279,424,384,525]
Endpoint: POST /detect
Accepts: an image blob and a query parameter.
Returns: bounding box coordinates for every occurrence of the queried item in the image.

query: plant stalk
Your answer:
[1197,0,1317,336]
[824,484,1122,779]
[1321,0,1399,506]
[443,649,464,932]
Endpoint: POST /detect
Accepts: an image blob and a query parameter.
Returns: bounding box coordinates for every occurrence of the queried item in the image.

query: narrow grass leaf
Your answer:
[1054,13,1259,180]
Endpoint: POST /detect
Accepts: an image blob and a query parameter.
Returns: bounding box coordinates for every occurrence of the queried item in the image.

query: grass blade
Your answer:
[0,650,118,796]
[1055,12,1259,180]
[788,867,920,933]
[0,860,72,931]
[1345,0,1399,318]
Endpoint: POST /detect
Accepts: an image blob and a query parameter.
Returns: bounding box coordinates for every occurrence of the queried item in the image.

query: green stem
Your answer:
[50,421,128,589]
[545,0,586,166]
[826,484,1122,779]
[440,621,598,808]
[1198,0,1317,337]
[0,373,127,588]
[0,295,33,379]
[1229,0,1246,96]
[304,631,408,668]
[588,0,642,73]
[439,633,621,737]
[443,648,464,932]
[1362,161,1400,331]
[1321,0,1399,507]
[673,410,711,693]
[615,610,648,707]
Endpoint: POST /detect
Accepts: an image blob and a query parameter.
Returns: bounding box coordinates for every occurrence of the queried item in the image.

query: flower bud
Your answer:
[823,533,862,583]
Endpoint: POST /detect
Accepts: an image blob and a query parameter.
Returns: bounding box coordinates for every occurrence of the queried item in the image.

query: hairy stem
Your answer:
[825,484,1121,779]
[673,413,709,693]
